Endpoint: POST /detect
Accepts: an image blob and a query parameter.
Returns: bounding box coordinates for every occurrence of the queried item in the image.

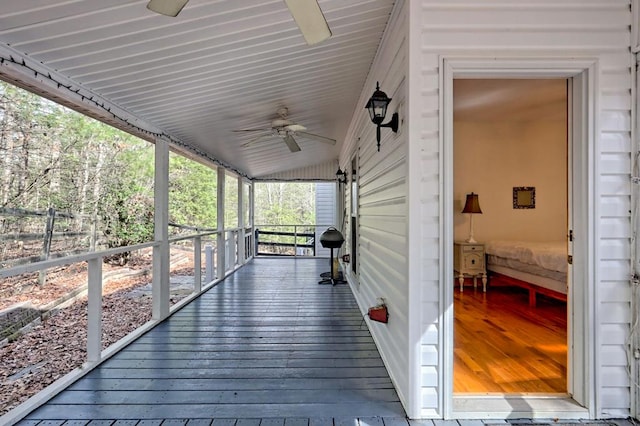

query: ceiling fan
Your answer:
[146,0,332,45]
[232,107,336,153]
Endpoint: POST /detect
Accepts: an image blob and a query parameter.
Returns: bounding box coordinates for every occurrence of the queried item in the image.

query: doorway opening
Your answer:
[442,58,595,419]
[452,78,569,393]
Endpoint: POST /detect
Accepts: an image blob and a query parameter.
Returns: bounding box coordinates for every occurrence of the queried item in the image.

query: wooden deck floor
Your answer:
[19,258,406,424]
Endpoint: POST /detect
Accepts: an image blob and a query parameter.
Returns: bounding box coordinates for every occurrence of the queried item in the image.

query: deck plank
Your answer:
[68,377,395,392]
[22,259,405,423]
[51,389,401,405]
[235,420,260,426]
[27,402,406,419]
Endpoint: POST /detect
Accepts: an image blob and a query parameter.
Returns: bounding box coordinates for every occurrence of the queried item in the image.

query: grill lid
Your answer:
[319,227,344,248]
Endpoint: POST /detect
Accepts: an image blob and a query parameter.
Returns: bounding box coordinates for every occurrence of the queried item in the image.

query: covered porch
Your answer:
[18,258,406,423]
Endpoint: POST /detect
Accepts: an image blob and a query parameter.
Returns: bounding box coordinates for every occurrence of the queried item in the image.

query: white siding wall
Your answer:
[339,0,411,412]
[253,160,338,181]
[413,0,634,419]
[315,182,336,257]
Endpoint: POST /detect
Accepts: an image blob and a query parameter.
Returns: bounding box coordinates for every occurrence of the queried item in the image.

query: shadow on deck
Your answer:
[19,258,406,424]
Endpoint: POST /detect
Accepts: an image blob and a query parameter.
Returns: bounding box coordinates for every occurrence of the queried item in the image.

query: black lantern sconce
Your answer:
[336,167,347,185]
[365,81,399,151]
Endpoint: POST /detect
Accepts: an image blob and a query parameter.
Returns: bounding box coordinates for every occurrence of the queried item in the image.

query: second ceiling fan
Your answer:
[232,107,336,153]
[146,0,332,45]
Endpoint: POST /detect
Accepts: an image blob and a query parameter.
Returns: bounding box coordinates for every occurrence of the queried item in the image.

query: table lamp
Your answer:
[462,192,482,243]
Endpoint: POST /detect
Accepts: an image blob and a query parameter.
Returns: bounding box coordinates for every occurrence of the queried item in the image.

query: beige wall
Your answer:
[453,90,568,243]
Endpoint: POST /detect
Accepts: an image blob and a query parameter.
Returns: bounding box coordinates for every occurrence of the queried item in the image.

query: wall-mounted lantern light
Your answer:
[365,81,399,151]
[336,167,347,185]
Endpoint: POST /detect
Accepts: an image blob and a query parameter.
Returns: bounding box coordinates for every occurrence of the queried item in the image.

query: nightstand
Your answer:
[453,241,487,292]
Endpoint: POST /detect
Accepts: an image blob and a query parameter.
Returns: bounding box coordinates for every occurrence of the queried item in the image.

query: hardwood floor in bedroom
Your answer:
[453,284,567,393]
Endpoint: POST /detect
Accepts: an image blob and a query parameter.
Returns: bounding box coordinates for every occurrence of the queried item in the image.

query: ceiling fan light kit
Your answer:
[283,0,332,45]
[146,0,189,17]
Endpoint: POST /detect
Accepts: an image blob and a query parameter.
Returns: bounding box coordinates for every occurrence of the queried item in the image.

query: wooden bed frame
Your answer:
[488,271,567,307]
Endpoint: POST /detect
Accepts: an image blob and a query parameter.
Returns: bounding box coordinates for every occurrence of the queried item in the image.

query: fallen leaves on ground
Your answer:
[0,250,195,416]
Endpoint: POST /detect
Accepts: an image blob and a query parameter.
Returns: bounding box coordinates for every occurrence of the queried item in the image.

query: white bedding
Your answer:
[485,240,567,274]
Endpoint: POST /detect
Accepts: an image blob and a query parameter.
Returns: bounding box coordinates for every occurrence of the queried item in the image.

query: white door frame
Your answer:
[440,56,599,419]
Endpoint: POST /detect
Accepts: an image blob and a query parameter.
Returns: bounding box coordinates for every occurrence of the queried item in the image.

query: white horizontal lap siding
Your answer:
[344,0,411,412]
[359,122,409,402]
[254,160,338,181]
[416,0,633,418]
[315,183,336,257]
[599,49,634,416]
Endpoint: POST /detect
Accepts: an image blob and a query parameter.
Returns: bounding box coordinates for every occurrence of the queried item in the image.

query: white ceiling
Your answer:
[0,0,396,178]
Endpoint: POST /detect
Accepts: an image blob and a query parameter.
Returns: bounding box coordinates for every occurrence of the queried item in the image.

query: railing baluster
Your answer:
[87,257,102,363]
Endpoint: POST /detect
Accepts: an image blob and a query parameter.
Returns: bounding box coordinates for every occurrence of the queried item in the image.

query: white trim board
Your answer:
[439,56,599,419]
[452,395,588,420]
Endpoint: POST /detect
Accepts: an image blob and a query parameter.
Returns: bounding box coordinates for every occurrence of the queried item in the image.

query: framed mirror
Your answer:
[513,187,535,209]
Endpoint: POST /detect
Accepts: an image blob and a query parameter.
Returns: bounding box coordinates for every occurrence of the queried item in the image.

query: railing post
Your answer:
[294,225,298,257]
[255,228,259,256]
[38,207,55,286]
[87,257,102,363]
[228,231,232,272]
[89,215,97,252]
[234,231,239,266]
[194,236,201,293]
[238,228,245,264]
[205,244,214,283]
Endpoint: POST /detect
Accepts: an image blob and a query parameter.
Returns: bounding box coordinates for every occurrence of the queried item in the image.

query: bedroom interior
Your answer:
[453,78,569,394]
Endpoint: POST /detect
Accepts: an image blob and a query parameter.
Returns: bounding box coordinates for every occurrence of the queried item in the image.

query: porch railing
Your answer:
[254,224,335,257]
[0,227,251,425]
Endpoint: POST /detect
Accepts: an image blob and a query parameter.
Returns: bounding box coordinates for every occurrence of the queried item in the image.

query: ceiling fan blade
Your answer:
[232,128,271,133]
[147,0,189,17]
[296,131,336,145]
[283,134,302,152]
[242,133,273,147]
[283,0,332,45]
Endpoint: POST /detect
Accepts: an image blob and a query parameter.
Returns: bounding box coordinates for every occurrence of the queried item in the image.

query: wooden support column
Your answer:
[194,236,202,293]
[238,179,245,265]
[87,257,102,363]
[216,168,225,280]
[250,181,255,258]
[152,139,170,321]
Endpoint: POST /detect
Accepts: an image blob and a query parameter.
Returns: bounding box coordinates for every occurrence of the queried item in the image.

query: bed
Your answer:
[485,240,568,306]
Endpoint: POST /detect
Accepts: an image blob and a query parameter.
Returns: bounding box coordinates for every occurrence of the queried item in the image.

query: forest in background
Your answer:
[0,81,318,266]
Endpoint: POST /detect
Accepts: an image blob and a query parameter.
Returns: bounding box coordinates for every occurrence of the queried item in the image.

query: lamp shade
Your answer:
[365,82,391,125]
[462,192,482,214]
